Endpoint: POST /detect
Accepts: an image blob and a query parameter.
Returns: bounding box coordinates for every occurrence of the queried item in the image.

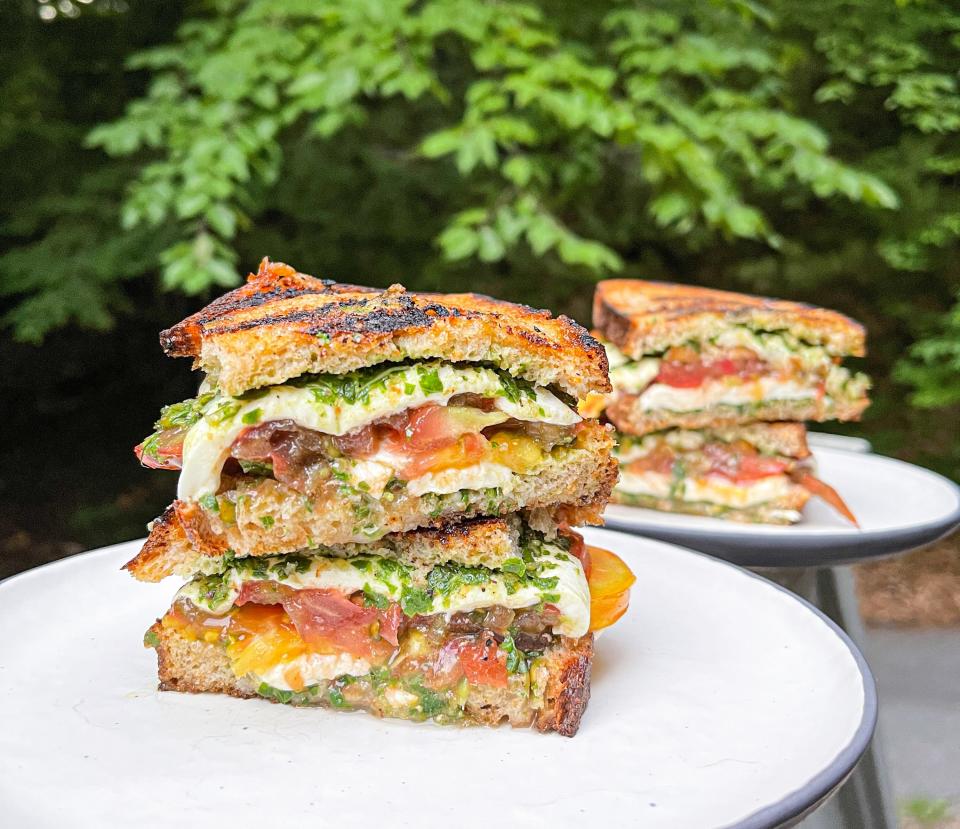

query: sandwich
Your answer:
[611,422,857,525]
[144,516,634,736]
[589,279,870,434]
[129,258,618,582]
[130,258,633,736]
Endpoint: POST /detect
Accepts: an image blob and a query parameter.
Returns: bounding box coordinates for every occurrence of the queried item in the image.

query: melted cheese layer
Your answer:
[637,377,814,412]
[179,363,579,501]
[616,469,795,509]
[177,540,590,638]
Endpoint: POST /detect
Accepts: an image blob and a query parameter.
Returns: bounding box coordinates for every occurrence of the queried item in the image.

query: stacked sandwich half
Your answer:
[588,279,870,524]
[128,259,633,736]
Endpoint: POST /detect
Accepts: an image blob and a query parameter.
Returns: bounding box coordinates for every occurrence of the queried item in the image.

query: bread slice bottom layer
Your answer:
[611,489,806,524]
[606,394,868,436]
[151,624,594,736]
[128,421,616,582]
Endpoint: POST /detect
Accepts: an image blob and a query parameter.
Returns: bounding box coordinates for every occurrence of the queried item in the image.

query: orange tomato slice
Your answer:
[586,545,636,631]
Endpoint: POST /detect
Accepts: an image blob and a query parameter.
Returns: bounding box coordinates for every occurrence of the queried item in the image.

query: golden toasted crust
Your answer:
[606,394,869,436]
[611,488,810,524]
[162,259,610,399]
[616,422,811,459]
[125,422,617,582]
[151,623,594,735]
[594,279,866,358]
[127,513,519,581]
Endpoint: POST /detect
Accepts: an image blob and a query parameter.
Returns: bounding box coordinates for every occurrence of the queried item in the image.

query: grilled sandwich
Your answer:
[144,518,634,736]
[131,259,633,736]
[590,279,870,434]
[131,259,617,581]
[611,423,857,525]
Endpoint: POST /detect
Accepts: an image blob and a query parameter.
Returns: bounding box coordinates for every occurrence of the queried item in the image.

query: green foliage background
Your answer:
[1,0,959,566]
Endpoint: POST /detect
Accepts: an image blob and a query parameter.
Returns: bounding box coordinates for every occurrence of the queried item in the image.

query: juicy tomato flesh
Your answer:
[703,441,790,483]
[625,445,676,476]
[134,428,186,470]
[163,585,513,691]
[655,346,767,389]
[586,545,636,631]
[558,525,591,578]
[436,635,509,688]
[337,403,546,480]
[235,581,397,662]
[794,471,860,526]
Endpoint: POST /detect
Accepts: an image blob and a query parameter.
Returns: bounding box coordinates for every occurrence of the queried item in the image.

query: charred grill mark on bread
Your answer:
[157,258,609,399]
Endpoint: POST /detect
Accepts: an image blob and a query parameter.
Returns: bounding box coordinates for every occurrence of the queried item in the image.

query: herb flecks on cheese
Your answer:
[177,535,590,638]
[169,361,579,501]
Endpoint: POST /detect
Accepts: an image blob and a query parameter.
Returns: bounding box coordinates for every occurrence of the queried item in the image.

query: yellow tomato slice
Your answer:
[586,545,636,631]
[488,431,545,473]
[225,604,306,678]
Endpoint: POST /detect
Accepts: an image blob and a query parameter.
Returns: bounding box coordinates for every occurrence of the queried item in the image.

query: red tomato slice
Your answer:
[559,526,591,578]
[795,472,860,526]
[587,546,636,631]
[626,445,676,476]
[703,442,788,483]
[236,581,397,662]
[655,356,765,389]
[443,635,509,688]
[399,431,490,478]
[134,427,186,470]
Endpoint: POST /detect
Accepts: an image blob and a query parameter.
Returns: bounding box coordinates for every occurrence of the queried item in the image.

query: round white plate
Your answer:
[603,447,960,567]
[0,530,874,829]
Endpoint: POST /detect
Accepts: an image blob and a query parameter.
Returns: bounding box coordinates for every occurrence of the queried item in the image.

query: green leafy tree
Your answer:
[81,0,896,307]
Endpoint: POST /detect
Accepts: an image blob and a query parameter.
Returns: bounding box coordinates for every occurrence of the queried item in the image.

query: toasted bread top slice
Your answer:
[125,511,527,582]
[594,279,865,359]
[162,259,609,399]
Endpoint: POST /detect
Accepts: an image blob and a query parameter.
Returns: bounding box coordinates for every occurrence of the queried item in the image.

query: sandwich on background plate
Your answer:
[131,260,617,580]
[131,259,633,736]
[612,422,856,525]
[588,279,867,525]
[589,278,870,435]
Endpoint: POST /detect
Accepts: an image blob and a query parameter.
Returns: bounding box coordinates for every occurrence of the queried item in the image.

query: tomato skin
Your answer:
[625,445,676,476]
[586,546,636,632]
[559,526,591,578]
[655,361,711,388]
[442,635,509,688]
[134,428,186,470]
[703,442,789,483]
[655,355,766,389]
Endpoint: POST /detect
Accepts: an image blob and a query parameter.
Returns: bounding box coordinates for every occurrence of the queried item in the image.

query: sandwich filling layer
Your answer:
[148,532,634,711]
[593,329,869,418]
[612,428,857,524]
[137,360,584,521]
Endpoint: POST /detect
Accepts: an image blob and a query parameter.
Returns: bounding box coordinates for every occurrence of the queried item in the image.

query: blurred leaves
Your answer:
[1,0,959,438]
[69,0,899,312]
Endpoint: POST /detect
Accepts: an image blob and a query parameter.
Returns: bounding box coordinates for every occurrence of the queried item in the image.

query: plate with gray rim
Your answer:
[0,528,874,829]
[603,447,960,567]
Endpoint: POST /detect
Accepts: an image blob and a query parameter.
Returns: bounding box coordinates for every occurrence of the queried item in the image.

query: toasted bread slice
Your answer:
[127,513,520,582]
[126,421,617,582]
[606,394,869,436]
[162,259,609,399]
[150,623,593,736]
[617,422,811,460]
[611,489,808,524]
[594,279,866,358]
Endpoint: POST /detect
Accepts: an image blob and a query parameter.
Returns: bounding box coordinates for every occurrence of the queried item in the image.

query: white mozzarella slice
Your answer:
[404,462,515,497]
[255,653,373,691]
[178,362,578,501]
[637,376,815,413]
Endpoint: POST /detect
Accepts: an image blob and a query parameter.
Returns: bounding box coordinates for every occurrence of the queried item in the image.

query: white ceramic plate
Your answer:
[0,530,874,829]
[604,447,960,567]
